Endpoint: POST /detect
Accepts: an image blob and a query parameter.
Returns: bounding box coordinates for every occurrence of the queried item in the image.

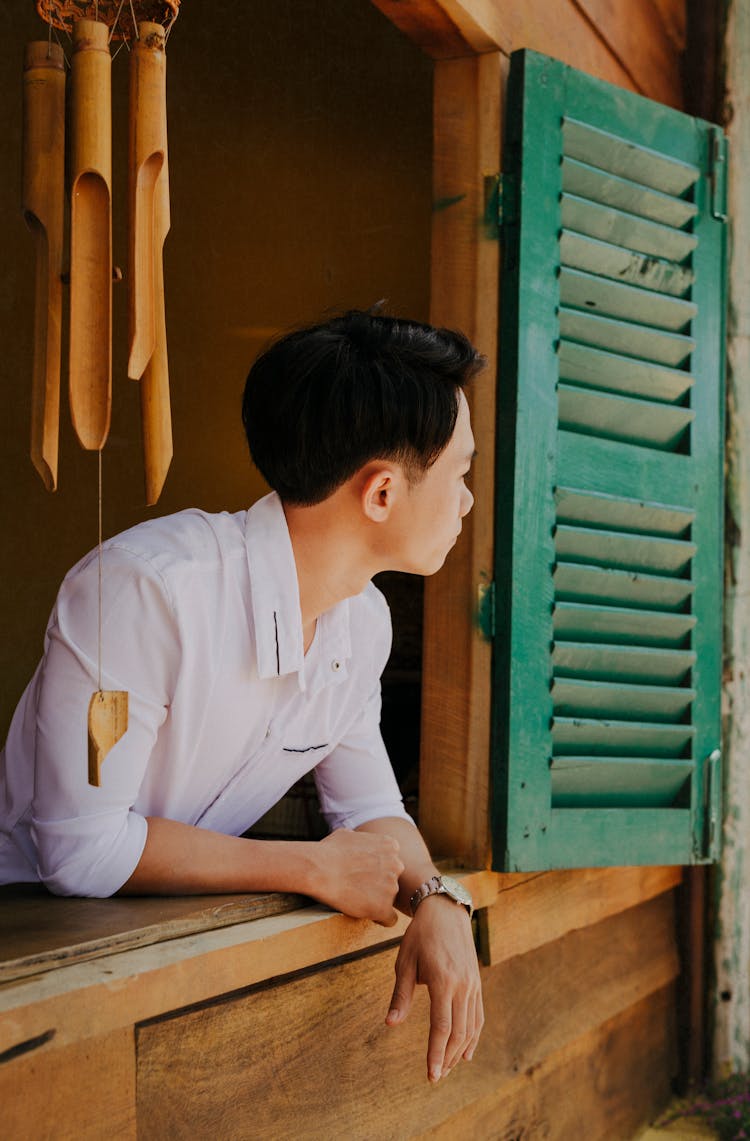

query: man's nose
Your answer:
[461,486,474,516]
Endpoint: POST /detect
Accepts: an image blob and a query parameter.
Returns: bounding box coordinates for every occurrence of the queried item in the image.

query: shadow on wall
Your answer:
[0,0,432,735]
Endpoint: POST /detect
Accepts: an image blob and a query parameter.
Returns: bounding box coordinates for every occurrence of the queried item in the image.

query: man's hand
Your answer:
[386,894,484,1082]
[308,828,404,926]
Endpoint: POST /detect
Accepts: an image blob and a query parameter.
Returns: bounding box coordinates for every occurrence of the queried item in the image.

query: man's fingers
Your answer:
[386,946,417,1026]
[426,994,453,1083]
[463,989,485,1062]
[442,993,470,1075]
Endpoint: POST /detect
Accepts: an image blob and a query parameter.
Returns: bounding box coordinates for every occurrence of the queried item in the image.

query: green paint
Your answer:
[492,49,728,872]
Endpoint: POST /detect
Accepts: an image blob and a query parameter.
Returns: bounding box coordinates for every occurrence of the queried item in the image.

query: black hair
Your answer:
[241,309,484,505]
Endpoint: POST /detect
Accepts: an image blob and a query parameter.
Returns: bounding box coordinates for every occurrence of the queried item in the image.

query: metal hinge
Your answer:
[484,173,517,240]
[476,580,496,641]
[710,126,729,222]
[699,747,722,861]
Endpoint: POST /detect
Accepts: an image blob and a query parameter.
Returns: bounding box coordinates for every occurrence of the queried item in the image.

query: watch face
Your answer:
[441,875,473,907]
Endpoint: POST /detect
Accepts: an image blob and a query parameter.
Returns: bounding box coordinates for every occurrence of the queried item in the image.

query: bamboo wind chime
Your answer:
[23,1,180,784]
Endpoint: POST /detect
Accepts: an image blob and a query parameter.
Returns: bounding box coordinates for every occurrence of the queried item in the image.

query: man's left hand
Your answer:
[385,895,484,1083]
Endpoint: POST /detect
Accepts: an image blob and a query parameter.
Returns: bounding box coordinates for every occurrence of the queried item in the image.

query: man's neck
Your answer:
[282,493,376,634]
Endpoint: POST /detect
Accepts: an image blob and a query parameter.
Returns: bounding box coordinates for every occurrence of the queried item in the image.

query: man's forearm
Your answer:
[118,816,321,896]
[119,816,404,926]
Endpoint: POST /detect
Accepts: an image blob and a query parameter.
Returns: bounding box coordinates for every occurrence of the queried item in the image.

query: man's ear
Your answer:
[360,465,401,523]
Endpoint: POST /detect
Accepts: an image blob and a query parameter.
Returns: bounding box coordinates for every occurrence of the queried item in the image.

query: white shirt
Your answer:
[0,492,409,896]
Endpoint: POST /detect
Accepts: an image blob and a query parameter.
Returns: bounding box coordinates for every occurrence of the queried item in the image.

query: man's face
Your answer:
[389,389,475,576]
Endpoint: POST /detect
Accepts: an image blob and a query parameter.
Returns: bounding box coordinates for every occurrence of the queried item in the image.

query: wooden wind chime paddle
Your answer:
[23,0,180,786]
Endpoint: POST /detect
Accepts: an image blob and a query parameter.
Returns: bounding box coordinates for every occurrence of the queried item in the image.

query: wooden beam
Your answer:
[480,865,682,966]
[420,51,502,867]
[372,0,675,101]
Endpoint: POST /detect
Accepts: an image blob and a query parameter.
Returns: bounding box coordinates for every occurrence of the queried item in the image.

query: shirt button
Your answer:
[331,660,341,672]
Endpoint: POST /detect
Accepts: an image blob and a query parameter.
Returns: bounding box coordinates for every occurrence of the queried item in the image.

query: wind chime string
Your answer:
[97,447,103,694]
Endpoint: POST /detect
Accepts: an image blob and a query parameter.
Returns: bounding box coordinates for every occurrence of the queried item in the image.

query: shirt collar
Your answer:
[245,492,352,693]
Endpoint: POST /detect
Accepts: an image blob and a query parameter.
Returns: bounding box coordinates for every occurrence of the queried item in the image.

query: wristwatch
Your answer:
[409,874,474,918]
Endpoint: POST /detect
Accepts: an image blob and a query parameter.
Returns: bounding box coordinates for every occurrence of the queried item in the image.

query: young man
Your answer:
[1,310,484,1082]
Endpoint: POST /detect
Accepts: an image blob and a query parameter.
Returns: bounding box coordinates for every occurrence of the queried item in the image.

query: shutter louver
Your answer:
[493,51,727,870]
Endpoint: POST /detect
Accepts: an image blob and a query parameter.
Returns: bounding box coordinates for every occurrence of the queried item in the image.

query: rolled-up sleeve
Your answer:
[30,549,178,897]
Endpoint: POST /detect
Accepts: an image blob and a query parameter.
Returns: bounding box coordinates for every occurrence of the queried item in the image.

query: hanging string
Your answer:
[97,447,103,693]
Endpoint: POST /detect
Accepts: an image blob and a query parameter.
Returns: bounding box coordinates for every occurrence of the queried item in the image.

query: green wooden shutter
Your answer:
[492,50,727,871]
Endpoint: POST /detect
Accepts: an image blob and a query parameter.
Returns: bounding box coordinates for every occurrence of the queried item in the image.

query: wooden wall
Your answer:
[1,867,680,1140]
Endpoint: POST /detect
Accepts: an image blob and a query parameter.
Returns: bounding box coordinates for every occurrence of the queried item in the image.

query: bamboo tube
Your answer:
[69,19,112,451]
[22,42,65,492]
[137,22,172,505]
[128,21,166,380]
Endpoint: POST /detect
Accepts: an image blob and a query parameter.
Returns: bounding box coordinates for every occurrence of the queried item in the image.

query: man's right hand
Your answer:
[307,829,404,926]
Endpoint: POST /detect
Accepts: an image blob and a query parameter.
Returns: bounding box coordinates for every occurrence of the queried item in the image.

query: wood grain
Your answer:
[135,892,679,1139]
[0,885,307,984]
[573,0,685,108]
[414,986,676,1140]
[371,0,670,98]
[481,865,682,965]
[420,51,502,868]
[1,1028,135,1141]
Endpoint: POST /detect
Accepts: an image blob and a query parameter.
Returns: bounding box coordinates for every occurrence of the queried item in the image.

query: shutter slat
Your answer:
[559,307,694,366]
[553,602,695,646]
[562,117,700,196]
[554,487,694,537]
[558,340,694,403]
[552,717,694,757]
[561,194,697,263]
[559,267,696,331]
[555,525,696,574]
[558,383,694,450]
[552,641,695,684]
[551,677,695,721]
[561,156,698,228]
[550,757,693,808]
[560,230,694,297]
[553,561,694,610]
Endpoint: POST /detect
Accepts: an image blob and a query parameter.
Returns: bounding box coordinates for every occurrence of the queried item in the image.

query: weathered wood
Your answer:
[135,893,678,1139]
[371,0,681,102]
[713,0,750,1076]
[574,0,685,108]
[420,51,501,868]
[0,885,308,984]
[0,1028,136,1141]
[480,865,681,965]
[414,987,676,1140]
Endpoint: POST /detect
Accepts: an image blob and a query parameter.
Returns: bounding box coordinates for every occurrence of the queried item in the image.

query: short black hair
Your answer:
[241,309,484,505]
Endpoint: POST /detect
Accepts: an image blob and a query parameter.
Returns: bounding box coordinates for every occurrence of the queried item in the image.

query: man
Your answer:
[1,309,484,1083]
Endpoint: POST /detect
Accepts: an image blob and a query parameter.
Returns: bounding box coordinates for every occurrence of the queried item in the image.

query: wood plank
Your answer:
[0,870,497,1055]
[1,1028,135,1141]
[135,893,679,1139]
[414,986,676,1140]
[371,0,655,99]
[420,52,502,867]
[573,0,684,107]
[0,884,307,985]
[481,865,681,965]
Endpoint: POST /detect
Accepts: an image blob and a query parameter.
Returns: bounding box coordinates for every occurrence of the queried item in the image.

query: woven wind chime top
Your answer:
[35,0,179,42]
